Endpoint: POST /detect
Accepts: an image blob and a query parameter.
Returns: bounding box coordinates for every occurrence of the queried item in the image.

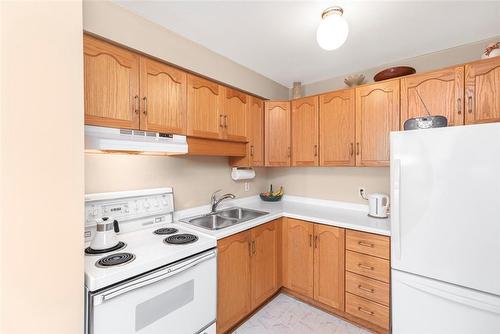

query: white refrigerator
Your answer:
[390,123,500,334]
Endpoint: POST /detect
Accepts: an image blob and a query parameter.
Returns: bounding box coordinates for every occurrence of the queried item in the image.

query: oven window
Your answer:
[135,280,194,331]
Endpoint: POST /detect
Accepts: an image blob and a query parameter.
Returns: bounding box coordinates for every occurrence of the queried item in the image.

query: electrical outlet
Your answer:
[358,187,366,199]
[244,182,250,192]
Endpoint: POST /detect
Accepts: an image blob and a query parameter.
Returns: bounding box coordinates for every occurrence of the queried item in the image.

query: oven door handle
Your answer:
[92,249,216,306]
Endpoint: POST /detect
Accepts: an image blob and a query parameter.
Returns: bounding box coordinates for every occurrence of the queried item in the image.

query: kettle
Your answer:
[367,193,389,219]
[90,217,120,250]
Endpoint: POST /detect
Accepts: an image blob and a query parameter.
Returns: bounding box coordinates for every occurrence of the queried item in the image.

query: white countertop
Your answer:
[175,195,391,239]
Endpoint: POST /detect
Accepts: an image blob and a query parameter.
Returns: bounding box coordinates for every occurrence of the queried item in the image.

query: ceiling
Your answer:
[115,1,500,88]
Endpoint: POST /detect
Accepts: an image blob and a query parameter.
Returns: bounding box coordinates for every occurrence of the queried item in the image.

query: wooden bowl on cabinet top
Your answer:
[374,66,416,82]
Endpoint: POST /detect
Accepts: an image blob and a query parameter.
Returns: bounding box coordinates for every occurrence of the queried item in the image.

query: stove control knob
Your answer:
[153,199,159,207]
[143,200,150,209]
[92,208,98,216]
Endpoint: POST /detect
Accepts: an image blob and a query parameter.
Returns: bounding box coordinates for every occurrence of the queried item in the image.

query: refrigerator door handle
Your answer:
[392,159,402,260]
[400,274,500,315]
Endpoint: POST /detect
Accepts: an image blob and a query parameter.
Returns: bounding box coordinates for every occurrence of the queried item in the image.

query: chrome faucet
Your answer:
[210,189,235,213]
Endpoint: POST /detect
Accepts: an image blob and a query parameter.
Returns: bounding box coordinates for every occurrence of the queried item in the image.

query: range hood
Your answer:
[85,125,188,155]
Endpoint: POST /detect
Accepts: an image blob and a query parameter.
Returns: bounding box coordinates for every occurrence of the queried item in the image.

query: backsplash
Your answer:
[85,154,269,210]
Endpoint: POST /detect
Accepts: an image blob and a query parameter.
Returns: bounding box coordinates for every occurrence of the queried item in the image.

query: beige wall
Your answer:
[300,36,500,96]
[85,155,269,209]
[83,0,289,100]
[268,168,390,205]
[1,1,84,334]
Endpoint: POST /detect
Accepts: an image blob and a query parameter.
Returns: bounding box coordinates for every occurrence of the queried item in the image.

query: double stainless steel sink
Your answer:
[180,207,269,230]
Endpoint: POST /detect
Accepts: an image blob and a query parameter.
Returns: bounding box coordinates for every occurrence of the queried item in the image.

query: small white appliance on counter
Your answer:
[390,123,500,333]
[84,188,217,334]
[366,193,389,218]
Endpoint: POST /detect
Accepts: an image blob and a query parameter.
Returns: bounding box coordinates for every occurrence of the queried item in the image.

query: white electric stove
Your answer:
[84,188,217,334]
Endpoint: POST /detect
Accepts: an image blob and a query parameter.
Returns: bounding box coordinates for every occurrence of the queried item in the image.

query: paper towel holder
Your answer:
[231,167,255,181]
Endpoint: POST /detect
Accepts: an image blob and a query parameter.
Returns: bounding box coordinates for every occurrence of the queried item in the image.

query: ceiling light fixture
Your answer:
[316,6,349,51]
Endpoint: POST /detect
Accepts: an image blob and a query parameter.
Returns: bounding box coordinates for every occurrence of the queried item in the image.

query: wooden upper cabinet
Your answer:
[217,231,252,334]
[401,66,464,127]
[283,218,314,298]
[187,74,222,139]
[465,57,500,124]
[84,35,140,129]
[251,220,279,309]
[265,101,291,167]
[313,224,345,311]
[248,97,265,166]
[139,57,186,134]
[355,80,400,167]
[291,96,319,166]
[319,89,356,166]
[222,87,247,142]
[228,96,264,167]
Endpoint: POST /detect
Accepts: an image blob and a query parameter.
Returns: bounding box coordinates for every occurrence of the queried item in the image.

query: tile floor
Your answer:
[233,293,372,334]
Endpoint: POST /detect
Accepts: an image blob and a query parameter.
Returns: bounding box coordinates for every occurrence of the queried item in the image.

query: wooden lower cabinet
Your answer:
[283,218,314,297]
[313,224,345,310]
[217,220,390,334]
[217,219,280,333]
[345,230,391,332]
[251,220,280,308]
[283,219,345,310]
[217,230,252,333]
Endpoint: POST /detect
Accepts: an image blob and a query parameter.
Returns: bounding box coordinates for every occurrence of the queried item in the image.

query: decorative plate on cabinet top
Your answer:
[374,66,416,82]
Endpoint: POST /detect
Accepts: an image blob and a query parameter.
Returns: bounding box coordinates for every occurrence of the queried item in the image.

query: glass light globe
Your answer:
[316,11,349,51]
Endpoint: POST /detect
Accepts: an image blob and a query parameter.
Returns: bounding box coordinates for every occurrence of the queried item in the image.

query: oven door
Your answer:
[86,249,217,334]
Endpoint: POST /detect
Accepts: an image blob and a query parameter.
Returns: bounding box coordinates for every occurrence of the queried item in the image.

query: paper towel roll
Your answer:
[231,167,255,180]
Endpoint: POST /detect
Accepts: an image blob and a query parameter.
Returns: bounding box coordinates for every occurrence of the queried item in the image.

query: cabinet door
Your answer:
[251,220,279,309]
[217,231,252,333]
[291,96,319,166]
[265,101,291,166]
[83,35,140,129]
[222,87,247,142]
[465,57,500,124]
[401,66,464,127]
[283,218,314,298]
[319,89,355,166]
[313,225,345,310]
[187,75,222,139]
[355,80,400,166]
[248,97,265,166]
[139,57,186,134]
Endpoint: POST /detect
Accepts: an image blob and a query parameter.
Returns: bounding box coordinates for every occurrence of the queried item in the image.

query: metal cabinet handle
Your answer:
[250,145,254,157]
[358,307,374,316]
[314,235,318,248]
[142,96,147,115]
[457,98,462,115]
[358,241,375,248]
[356,142,360,156]
[252,240,256,255]
[134,95,140,114]
[350,143,354,156]
[219,115,224,128]
[467,96,473,113]
[309,234,313,247]
[358,285,375,293]
[224,115,228,128]
[358,263,374,270]
[314,145,318,157]
[248,241,252,256]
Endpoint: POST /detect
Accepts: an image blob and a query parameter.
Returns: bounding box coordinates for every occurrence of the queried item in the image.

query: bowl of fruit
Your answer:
[260,185,284,202]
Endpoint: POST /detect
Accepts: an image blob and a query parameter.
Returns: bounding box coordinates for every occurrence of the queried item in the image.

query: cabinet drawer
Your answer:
[346,293,389,329]
[346,272,389,306]
[346,251,390,283]
[346,230,390,259]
